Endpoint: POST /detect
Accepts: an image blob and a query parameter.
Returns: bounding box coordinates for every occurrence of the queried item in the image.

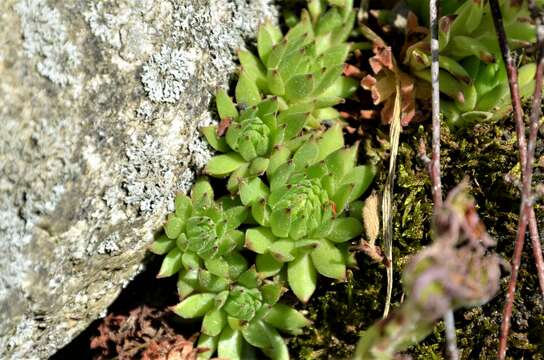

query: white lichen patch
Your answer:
[1,0,278,357]
[15,0,80,86]
[141,45,202,103]
[83,0,170,64]
[95,232,121,255]
[83,2,128,49]
[122,132,181,213]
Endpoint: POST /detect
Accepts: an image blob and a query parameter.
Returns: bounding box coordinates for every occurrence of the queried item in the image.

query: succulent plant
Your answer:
[249,0,359,111]
[404,0,539,126]
[172,271,310,360]
[241,124,376,302]
[203,0,362,191]
[149,1,380,358]
[203,93,327,193]
[150,178,248,279]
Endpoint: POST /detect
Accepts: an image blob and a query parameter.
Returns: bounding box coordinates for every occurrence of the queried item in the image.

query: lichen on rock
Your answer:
[0,0,277,358]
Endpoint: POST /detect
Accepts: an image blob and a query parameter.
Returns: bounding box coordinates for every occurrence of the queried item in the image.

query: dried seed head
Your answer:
[362,191,380,245]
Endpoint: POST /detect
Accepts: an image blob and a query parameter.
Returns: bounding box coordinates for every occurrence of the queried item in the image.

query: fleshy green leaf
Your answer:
[201,126,230,152]
[241,320,274,350]
[149,233,175,255]
[173,293,215,318]
[205,256,229,279]
[320,76,358,98]
[316,122,344,161]
[198,270,229,293]
[261,281,284,304]
[227,163,249,193]
[267,68,286,96]
[288,253,317,302]
[270,208,292,238]
[285,74,315,102]
[215,290,230,309]
[216,89,239,120]
[251,198,270,227]
[267,146,291,177]
[191,178,214,205]
[240,177,270,205]
[292,140,319,169]
[325,145,358,181]
[239,50,268,91]
[236,71,261,106]
[349,200,364,219]
[197,334,218,360]
[258,21,283,64]
[205,153,246,177]
[256,253,284,277]
[313,64,344,96]
[249,157,270,176]
[316,7,342,36]
[157,247,183,278]
[164,214,184,239]
[225,252,249,279]
[313,106,340,121]
[202,308,227,337]
[261,326,290,360]
[245,227,276,254]
[295,239,321,253]
[263,303,311,335]
[319,44,350,68]
[311,238,346,279]
[268,239,296,262]
[267,39,289,69]
[224,206,248,230]
[332,183,354,213]
[327,217,363,243]
[181,251,202,270]
[340,164,376,203]
[237,268,260,289]
[175,193,193,220]
[177,269,198,299]
[218,326,244,360]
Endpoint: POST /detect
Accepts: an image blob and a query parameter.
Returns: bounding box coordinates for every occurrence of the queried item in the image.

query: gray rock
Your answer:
[0,0,277,358]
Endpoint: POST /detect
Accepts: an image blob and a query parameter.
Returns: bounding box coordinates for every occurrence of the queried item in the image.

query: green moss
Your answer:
[287,118,544,358]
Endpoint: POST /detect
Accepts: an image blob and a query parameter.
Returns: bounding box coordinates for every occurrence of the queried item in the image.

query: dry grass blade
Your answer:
[381,81,401,318]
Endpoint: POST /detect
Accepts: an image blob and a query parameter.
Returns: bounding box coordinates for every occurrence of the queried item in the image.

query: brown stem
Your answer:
[527,0,544,299]
[490,0,544,358]
[529,210,544,299]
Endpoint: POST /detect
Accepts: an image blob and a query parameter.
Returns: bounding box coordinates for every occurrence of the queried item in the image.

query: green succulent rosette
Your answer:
[404,0,539,126]
[150,178,248,281]
[203,93,309,193]
[172,268,310,360]
[240,124,376,302]
[229,0,358,126]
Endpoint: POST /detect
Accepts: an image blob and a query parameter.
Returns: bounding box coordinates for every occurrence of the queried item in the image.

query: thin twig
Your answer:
[489,0,544,358]
[489,1,529,357]
[430,1,458,359]
[527,0,544,300]
[429,0,442,209]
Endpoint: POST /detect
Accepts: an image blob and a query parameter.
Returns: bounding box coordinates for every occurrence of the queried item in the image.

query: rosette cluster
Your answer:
[405,0,539,126]
[150,1,377,359]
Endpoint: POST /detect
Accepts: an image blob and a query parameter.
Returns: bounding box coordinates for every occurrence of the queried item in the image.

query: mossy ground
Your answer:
[288,118,544,359]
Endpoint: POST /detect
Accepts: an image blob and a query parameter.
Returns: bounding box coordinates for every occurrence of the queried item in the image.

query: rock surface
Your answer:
[0,0,276,358]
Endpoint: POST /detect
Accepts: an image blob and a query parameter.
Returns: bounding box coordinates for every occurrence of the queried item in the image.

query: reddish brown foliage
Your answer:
[90,306,207,360]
